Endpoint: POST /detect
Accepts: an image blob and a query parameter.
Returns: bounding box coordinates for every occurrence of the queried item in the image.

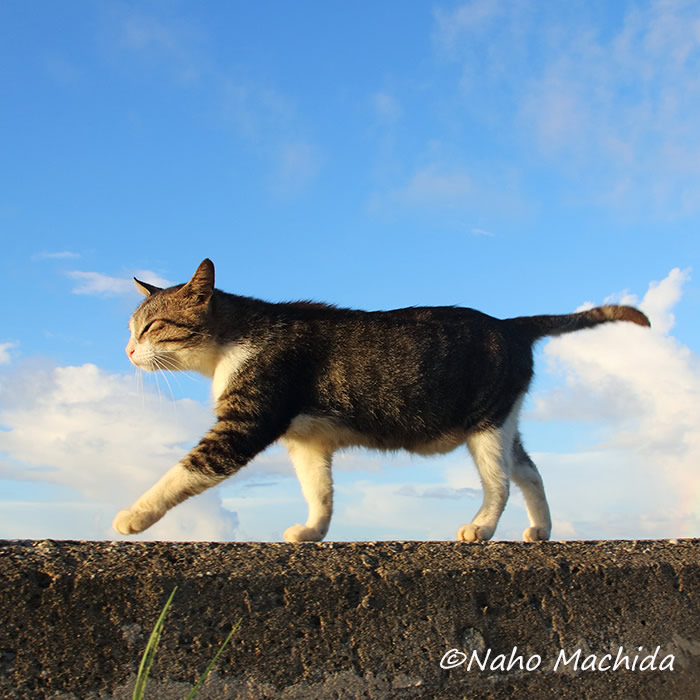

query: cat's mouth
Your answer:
[127,346,157,371]
[127,339,158,371]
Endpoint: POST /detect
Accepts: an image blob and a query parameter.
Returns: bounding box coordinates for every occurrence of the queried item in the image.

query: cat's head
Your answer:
[126,259,219,375]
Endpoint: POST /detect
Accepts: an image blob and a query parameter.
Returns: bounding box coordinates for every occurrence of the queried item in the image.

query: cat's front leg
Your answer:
[113,412,281,535]
[283,439,333,543]
[113,463,220,534]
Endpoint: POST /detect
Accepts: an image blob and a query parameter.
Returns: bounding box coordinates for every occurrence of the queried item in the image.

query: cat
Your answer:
[113,259,650,542]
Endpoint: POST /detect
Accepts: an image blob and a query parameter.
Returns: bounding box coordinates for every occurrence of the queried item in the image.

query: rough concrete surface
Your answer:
[0,539,699,699]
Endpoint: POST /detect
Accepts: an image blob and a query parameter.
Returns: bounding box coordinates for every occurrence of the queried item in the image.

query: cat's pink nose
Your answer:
[126,340,135,357]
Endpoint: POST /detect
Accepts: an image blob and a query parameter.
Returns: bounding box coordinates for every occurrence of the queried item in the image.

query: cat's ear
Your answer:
[181,258,215,304]
[134,278,162,297]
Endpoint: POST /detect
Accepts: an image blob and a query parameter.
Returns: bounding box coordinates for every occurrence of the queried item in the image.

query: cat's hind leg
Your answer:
[283,440,333,543]
[457,397,524,542]
[510,433,551,542]
[458,426,512,542]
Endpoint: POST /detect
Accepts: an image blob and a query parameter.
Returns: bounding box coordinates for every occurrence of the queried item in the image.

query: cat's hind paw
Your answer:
[523,526,549,542]
[284,524,323,543]
[456,523,495,542]
[113,508,161,535]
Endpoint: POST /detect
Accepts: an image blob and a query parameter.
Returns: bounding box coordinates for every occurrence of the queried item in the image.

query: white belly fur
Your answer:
[282,413,466,455]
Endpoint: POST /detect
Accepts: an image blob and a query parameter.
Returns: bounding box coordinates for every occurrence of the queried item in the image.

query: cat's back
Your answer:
[260,299,529,388]
[215,292,532,374]
[226,294,518,354]
[270,298,502,331]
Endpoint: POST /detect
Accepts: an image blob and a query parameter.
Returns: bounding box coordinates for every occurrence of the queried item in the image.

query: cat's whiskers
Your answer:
[150,354,202,407]
[150,363,165,404]
[159,370,177,404]
[135,367,145,409]
[151,348,205,387]
[148,357,177,404]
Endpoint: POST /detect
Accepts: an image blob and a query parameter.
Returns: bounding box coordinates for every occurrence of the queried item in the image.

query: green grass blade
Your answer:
[132,586,178,700]
[184,617,242,700]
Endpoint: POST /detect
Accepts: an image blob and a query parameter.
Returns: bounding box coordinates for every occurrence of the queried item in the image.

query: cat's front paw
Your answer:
[113,508,161,535]
[523,526,549,542]
[284,524,323,543]
[456,523,494,542]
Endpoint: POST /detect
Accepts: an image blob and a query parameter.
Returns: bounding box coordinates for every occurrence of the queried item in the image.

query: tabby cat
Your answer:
[113,259,650,542]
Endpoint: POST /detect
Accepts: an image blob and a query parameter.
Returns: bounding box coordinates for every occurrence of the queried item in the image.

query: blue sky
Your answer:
[1,1,699,542]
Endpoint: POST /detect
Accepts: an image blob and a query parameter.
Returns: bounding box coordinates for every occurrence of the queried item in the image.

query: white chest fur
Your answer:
[211,343,254,401]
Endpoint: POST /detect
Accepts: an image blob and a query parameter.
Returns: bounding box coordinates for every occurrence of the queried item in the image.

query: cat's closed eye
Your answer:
[139,320,167,339]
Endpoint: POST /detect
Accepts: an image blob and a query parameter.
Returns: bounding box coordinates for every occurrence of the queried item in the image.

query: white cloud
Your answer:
[395,484,481,500]
[435,0,700,218]
[336,477,530,541]
[638,267,690,334]
[68,271,132,295]
[68,269,171,296]
[132,270,173,289]
[0,342,17,365]
[0,362,237,541]
[530,268,700,538]
[530,4,700,213]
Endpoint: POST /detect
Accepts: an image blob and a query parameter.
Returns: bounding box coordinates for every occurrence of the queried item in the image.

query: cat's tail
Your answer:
[506,305,651,341]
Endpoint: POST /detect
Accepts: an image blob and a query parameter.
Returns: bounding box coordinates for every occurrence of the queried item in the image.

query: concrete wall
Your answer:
[1,539,699,699]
